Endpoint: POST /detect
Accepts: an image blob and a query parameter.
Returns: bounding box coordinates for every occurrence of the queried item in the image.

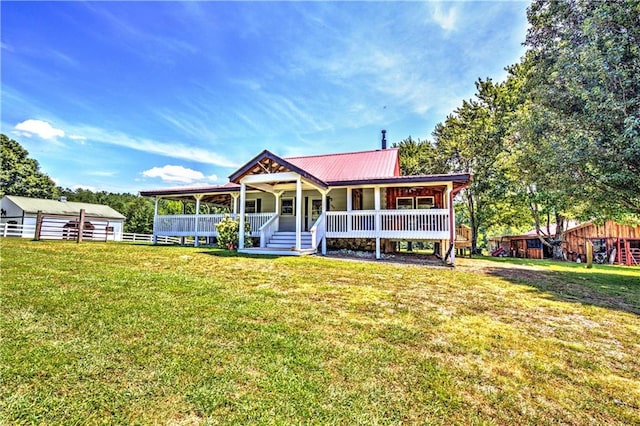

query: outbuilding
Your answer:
[0,195,125,241]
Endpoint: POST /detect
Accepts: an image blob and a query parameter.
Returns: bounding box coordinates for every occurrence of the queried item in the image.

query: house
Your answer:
[0,195,126,241]
[489,220,640,265]
[140,135,471,264]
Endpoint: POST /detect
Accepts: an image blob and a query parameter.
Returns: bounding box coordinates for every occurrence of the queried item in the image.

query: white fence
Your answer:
[121,233,180,244]
[0,223,181,245]
[1,223,36,238]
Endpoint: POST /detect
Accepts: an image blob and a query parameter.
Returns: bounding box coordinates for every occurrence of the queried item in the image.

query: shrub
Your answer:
[216,215,252,250]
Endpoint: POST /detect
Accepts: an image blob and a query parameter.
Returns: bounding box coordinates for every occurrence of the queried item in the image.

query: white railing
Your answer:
[155,214,196,236]
[259,214,279,248]
[154,213,275,237]
[122,233,179,244]
[310,212,326,249]
[244,213,274,234]
[1,223,36,238]
[326,209,450,239]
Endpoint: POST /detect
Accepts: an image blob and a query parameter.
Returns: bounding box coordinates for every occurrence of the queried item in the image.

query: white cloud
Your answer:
[142,165,217,184]
[70,184,98,192]
[429,4,458,31]
[87,171,117,177]
[14,119,65,139]
[73,126,238,167]
[68,134,87,141]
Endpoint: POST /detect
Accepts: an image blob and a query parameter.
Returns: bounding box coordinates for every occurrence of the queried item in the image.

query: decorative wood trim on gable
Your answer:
[228,150,327,189]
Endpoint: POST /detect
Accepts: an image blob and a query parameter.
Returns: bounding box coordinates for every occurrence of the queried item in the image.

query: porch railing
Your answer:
[154,213,275,237]
[310,212,326,249]
[326,209,450,240]
[259,214,279,248]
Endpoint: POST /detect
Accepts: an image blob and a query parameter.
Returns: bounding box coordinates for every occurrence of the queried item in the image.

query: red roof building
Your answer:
[140,144,471,263]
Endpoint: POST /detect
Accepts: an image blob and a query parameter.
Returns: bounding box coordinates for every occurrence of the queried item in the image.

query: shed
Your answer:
[0,195,125,241]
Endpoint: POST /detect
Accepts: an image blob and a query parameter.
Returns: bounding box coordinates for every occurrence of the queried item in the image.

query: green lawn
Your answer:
[1,239,639,425]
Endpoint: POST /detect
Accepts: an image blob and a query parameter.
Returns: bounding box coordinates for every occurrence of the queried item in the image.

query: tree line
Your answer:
[1,133,170,234]
[394,0,639,258]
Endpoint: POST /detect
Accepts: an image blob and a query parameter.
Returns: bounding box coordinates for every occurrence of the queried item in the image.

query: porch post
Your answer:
[239,183,246,249]
[374,186,381,260]
[152,197,159,244]
[231,193,239,215]
[274,191,283,215]
[447,182,455,264]
[321,190,327,255]
[295,176,302,250]
[346,187,352,232]
[194,194,203,247]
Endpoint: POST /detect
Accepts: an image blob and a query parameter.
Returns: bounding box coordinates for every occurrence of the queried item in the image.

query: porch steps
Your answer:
[266,231,314,250]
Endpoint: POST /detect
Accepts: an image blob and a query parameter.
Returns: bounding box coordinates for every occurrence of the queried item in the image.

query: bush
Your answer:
[215,215,252,250]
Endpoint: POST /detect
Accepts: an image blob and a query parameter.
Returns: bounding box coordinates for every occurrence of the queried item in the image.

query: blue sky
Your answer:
[1,1,529,194]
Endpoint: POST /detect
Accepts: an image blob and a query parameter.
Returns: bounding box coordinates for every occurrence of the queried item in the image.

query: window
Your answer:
[245,200,256,214]
[416,196,435,209]
[281,198,294,215]
[591,238,607,254]
[526,239,542,249]
[396,197,414,209]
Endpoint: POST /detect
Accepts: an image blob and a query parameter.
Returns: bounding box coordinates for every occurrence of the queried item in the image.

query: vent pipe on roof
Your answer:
[381,129,387,150]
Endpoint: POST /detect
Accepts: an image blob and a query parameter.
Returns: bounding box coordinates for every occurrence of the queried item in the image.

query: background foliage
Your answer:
[394,0,640,256]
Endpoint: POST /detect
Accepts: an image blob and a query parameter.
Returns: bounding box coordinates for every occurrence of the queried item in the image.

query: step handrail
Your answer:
[310,212,326,250]
[259,213,279,248]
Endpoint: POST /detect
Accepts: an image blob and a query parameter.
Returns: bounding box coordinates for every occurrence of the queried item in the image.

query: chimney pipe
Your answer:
[381,129,387,150]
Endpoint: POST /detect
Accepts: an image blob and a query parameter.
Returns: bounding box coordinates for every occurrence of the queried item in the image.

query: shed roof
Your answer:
[3,195,126,220]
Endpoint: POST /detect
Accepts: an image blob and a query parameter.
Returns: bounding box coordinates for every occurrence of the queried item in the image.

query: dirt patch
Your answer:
[324,250,448,268]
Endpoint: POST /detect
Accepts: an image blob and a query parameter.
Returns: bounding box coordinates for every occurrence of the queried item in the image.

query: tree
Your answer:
[393,136,445,175]
[525,0,640,218]
[429,78,531,253]
[1,134,58,199]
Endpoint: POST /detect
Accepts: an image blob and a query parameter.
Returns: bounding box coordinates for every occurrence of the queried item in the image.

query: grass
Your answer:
[1,239,639,425]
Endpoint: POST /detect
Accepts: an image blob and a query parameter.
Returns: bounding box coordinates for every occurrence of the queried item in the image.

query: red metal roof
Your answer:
[285,148,400,182]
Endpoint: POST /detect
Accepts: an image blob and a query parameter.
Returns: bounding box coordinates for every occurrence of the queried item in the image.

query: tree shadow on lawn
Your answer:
[482,265,640,316]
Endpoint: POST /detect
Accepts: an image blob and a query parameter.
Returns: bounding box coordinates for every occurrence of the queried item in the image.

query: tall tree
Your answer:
[394,136,445,175]
[430,78,530,252]
[525,0,640,218]
[0,134,58,199]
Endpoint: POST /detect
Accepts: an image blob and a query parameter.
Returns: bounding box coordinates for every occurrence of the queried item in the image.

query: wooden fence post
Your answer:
[77,209,85,244]
[586,240,593,269]
[34,211,43,241]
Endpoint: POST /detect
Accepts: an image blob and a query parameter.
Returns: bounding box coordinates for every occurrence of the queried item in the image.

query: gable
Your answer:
[228,150,326,188]
[229,148,401,186]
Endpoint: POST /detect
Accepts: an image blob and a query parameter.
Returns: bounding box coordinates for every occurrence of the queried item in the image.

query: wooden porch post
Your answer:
[239,183,246,249]
[374,186,381,259]
[152,197,159,244]
[193,195,203,247]
[295,176,302,250]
